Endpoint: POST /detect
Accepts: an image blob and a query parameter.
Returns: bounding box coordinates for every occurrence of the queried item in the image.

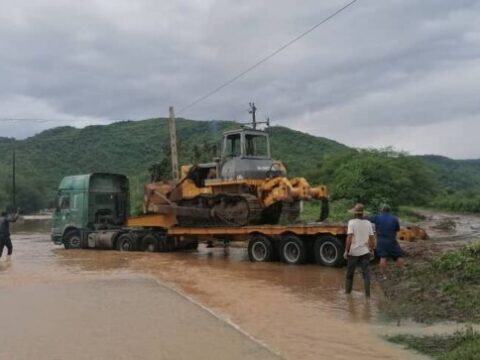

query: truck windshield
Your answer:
[245,134,269,157]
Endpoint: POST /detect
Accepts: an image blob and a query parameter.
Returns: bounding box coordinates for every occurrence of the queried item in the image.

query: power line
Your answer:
[178,0,358,114]
[0,118,53,123]
[0,117,127,123]
[0,0,358,124]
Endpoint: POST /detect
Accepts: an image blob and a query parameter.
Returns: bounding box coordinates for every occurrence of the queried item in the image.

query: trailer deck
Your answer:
[128,214,346,236]
[127,214,347,266]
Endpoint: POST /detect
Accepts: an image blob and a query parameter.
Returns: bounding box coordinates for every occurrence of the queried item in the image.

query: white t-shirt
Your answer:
[347,218,374,256]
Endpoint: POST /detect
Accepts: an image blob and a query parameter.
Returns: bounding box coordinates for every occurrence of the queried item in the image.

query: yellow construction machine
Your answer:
[143,109,328,226]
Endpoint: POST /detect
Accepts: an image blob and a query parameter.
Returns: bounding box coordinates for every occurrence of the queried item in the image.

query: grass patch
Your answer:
[380,243,480,323]
[388,327,480,360]
[300,199,353,223]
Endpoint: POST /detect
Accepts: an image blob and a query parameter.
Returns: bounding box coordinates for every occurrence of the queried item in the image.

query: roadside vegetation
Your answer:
[381,243,480,323]
[381,243,480,359]
[431,190,480,213]
[388,327,480,360]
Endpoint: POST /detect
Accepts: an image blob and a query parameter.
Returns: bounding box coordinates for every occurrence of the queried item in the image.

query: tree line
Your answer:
[1,119,479,215]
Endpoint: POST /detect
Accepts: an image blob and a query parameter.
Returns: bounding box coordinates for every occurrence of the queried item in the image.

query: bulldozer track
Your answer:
[176,193,263,227]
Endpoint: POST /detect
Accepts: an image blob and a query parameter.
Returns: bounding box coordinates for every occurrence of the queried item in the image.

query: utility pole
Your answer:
[168,106,179,180]
[12,148,16,211]
[249,102,257,129]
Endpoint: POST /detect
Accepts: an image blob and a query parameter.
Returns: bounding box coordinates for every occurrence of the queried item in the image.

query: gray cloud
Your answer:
[0,0,479,158]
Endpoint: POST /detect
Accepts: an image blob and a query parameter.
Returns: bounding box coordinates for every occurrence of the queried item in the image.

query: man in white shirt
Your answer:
[344,203,375,297]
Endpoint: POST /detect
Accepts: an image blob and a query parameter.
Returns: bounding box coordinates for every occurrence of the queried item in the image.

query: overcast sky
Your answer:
[0,0,479,158]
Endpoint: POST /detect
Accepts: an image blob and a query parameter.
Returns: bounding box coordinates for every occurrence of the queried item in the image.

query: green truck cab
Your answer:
[51,173,129,248]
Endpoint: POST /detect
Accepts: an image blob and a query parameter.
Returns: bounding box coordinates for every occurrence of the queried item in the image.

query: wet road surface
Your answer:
[0,223,424,360]
[0,278,280,360]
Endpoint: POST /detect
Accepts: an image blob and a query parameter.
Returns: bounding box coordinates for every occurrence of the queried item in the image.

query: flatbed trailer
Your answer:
[59,219,347,267]
[124,215,348,267]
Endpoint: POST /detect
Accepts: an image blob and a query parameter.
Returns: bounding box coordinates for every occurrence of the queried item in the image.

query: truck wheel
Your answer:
[142,234,158,252]
[280,234,307,265]
[116,233,137,251]
[314,235,345,267]
[248,234,274,262]
[64,230,82,249]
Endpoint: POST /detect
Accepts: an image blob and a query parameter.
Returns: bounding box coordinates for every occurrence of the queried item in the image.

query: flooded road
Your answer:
[0,221,423,360]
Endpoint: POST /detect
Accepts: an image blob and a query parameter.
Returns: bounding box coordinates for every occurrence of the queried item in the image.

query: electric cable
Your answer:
[178,0,358,114]
[0,0,358,125]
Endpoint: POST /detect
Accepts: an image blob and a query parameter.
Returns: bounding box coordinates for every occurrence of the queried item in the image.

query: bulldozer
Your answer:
[143,112,329,226]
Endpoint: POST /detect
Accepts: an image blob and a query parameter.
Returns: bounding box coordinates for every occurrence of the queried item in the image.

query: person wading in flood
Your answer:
[344,203,375,297]
[369,204,403,279]
[0,210,19,261]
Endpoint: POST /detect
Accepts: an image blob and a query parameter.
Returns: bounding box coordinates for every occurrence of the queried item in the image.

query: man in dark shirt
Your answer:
[0,210,19,260]
[369,204,404,276]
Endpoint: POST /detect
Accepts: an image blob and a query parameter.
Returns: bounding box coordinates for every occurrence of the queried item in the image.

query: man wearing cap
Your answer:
[370,204,403,276]
[344,203,375,297]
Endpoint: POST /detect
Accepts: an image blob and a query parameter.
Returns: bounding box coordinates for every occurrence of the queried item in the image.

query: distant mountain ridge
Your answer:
[418,155,480,190]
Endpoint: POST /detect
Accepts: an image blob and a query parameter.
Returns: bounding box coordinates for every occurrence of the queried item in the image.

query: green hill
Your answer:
[0,118,347,212]
[0,117,479,214]
[418,155,480,191]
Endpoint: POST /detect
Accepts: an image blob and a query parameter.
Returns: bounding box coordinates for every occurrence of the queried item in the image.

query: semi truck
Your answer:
[51,172,347,266]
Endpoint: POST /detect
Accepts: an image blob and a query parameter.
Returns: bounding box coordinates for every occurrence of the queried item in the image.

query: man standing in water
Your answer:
[344,203,375,297]
[0,210,19,261]
[370,204,403,278]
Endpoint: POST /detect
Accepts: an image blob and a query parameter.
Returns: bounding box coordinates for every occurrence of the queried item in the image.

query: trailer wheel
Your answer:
[248,234,274,262]
[142,234,158,252]
[314,235,345,267]
[280,234,307,265]
[64,230,82,249]
[116,233,137,252]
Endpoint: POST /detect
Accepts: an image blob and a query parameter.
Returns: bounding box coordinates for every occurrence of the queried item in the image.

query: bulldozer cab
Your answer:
[222,128,271,159]
[220,128,281,180]
[182,128,278,187]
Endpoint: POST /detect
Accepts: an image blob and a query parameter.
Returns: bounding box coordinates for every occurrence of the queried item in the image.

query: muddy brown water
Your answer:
[0,220,427,359]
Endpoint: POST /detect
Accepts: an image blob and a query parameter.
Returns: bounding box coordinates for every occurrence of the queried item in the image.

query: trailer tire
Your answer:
[116,233,137,252]
[64,230,82,249]
[314,235,345,267]
[248,234,274,262]
[142,234,158,252]
[280,234,307,265]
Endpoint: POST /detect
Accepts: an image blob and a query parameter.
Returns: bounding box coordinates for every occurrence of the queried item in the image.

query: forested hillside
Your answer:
[419,155,480,191]
[0,118,479,214]
[0,118,346,212]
